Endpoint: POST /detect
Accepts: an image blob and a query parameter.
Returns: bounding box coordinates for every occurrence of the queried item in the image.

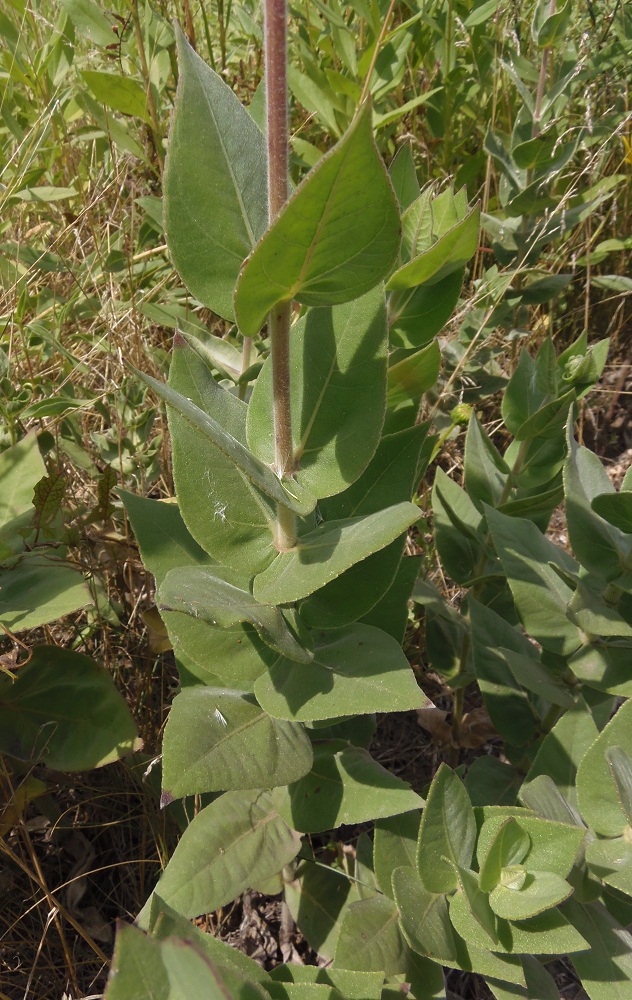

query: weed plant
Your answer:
[0,1,631,998]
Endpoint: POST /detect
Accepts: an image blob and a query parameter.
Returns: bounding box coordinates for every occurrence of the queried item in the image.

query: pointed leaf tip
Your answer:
[161,790,175,809]
[234,102,400,335]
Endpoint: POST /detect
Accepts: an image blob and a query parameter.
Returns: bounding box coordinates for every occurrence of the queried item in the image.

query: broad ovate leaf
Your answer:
[0,646,140,770]
[577,698,632,836]
[416,763,476,894]
[254,623,429,721]
[161,687,313,796]
[246,288,387,499]
[387,203,479,291]
[0,553,91,632]
[234,103,400,335]
[164,26,267,321]
[278,742,422,833]
[253,503,420,605]
[139,790,301,922]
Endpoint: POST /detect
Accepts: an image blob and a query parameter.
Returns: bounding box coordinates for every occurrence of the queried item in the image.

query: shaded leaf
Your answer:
[0,646,140,770]
[158,565,312,663]
[254,624,428,722]
[247,289,387,499]
[278,742,422,833]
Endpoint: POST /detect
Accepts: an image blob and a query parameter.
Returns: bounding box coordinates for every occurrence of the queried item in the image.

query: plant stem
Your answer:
[264,0,297,549]
[131,0,164,175]
[237,335,253,401]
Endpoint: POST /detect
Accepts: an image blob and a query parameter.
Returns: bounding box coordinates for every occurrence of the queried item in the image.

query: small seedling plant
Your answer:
[106,3,632,998]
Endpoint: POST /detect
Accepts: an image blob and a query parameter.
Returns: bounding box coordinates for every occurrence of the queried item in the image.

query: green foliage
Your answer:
[3,0,631,995]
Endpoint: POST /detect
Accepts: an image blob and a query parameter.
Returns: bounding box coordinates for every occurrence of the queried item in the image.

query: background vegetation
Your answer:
[0,0,630,997]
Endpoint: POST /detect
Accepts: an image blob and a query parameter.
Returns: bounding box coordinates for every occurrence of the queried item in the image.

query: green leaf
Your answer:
[401,187,434,259]
[453,868,499,946]
[563,899,632,1000]
[164,27,267,321]
[498,647,574,708]
[160,938,270,1000]
[252,502,420,606]
[246,287,388,499]
[606,747,632,827]
[444,936,526,985]
[0,553,90,632]
[478,814,585,882]
[105,923,167,1000]
[489,871,572,920]
[0,432,46,559]
[234,104,400,336]
[254,623,428,722]
[387,341,441,407]
[577,699,632,836]
[389,144,419,211]
[464,757,522,808]
[278,742,423,833]
[432,469,485,585]
[59,0,115,45]
[469,601,539,747]
[285,857,359,961]
[592,492,632,535]
[533,0,572,47]
[569,641,632,697]
[464,415,510,510]
[360,553,421,644]
[299,425,429,628]
[485,506,583,657]
[566,582,632,640]
[120,492,215,585]
[449,888,588,956]
[479,819,531,892]
[138,790,301,923]
[374,810,421,898]
[270,965,382,999]
[0,646,140,770]
[334,895,408,975]
[161,688,313,797]
[387,204,480,291]
[564,430,631,582]
[501,348,547,437]
[389,270,464,349]
[525,696,599,806]
[513,390,576,441]
[139,354,314,517]
[149,896,271,984]
[165,340,280,573]
[416,764,476,894]
[585,837,632,888]
[167,618,266,690]
[180,331,243,383]
[157,565,313,663]
[519,775,583,828]
[512,132,558,173]
[393,865,457,962]
[81,71,150,122]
